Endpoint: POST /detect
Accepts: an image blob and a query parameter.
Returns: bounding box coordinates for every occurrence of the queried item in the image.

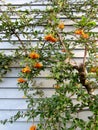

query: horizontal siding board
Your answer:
[0,26,79,38]
[0,121,85,130]
[0,0,49,5]
[0,121,87,130]
[0,18,76,25]
[0,89,55,98]
[0,122,34,130]
[1,109,92,121]
[0,99,27,109]
[0,49,89,58]
[0,5,48,11]
[0,89,24,98]
[0,99,81,110]
[0,111,78,122]
[0,40,92,50]
[5,68,51,78]
[1,16,96,23]
[0,42,97,51]
[0,110,40,122]
[0,42,39,49]
[0,87,97,98]
[0,78,56,88]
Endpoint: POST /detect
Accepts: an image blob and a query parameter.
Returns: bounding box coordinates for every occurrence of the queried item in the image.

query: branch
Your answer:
[57,32,77,66]
[56,32,71,63]
[57,33,67,52]
[76,64,94,95]
[56,31,93,96]
[12,30,27,55]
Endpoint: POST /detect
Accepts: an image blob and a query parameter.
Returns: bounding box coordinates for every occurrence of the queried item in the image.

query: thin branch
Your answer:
[57,32,77,66]
[57,33,67,53]
[56,32,71,64]
[12,30,27,55]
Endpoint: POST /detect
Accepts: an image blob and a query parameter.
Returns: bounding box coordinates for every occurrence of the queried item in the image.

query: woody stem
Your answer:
[57,33,66,50]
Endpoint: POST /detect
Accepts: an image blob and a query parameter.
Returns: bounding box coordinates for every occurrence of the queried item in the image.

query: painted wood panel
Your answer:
[0,88,55,98]
[0,78,56,88]
[0,122,34,130]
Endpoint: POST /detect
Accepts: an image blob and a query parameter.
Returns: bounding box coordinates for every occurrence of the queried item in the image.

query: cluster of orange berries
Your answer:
[58,22,65,30]
[29,51,40,59]
[18,51,43,83]
[44,22,65,42]
[44,34,57,42]
[17,77,26,83]
[29,51,43,68]
[75,29,89,39]
[21,66,31,73]
[29,125,36,130]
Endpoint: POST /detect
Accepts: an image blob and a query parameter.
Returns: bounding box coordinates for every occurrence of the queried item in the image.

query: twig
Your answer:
[56,32,71,64]
[57,32,77,66]
[12,30,27,55]
[57,33,67,53]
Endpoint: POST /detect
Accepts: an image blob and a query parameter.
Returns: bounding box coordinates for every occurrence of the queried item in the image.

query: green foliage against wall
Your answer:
[0,0,98,130]
[0,53,12,81]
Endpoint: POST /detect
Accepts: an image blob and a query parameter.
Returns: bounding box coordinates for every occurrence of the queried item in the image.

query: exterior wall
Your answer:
[0,0,97,130]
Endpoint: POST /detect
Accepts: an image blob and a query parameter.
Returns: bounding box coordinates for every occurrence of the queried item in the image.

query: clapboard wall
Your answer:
[0,0,97,130]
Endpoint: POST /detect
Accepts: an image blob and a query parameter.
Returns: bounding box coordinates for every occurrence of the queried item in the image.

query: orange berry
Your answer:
[82,33,89,39]
[58,22,65,29]
[51,37,57,42]
[17,78,26,83]
[75,29,84,35]
[29,52,40,59]
[29,125,36,130]
[75,29,89,39]
[34,62,43,68]
[44,34,57,42]
[21,66,31,73]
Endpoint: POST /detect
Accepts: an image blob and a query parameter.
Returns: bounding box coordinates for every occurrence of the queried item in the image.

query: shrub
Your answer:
[0,0,98,130]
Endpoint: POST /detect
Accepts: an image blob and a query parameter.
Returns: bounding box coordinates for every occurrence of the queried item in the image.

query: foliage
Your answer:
[0,0,98,130]
[0,52,13,81]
